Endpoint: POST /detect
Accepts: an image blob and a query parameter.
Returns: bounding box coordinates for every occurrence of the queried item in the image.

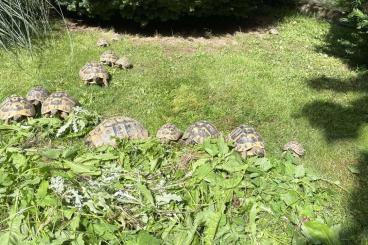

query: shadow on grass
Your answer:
[300,96,368,142]
[339,152,368,244]
[301,72,368,243]
[317,22,368,69]
[307,72,368,93]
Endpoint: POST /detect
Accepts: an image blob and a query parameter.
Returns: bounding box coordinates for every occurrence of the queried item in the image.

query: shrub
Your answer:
[0,0,53,51]
[58,0,294,23]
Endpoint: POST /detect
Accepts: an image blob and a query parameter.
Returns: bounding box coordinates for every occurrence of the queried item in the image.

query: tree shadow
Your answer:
[317,21,368,69]
[339,152,368,244]
[307,72,368,93]
[299,96,368,142]
[301,71,368,243]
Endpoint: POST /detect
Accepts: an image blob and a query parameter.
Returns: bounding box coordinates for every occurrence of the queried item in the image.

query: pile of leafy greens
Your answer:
[0,110,341,244]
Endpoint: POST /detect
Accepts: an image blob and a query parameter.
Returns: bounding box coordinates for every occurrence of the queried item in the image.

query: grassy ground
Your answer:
[0,13,367,241]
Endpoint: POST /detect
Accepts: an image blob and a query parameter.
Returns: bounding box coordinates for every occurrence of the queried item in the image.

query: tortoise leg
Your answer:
[13,115,22,121]
[240,151,247,160]
[60,112,69,119]
[103,78,108,87]
[44,113,50,118]
[51,110,58,117]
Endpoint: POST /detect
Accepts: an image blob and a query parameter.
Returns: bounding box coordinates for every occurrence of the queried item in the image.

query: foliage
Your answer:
[0,0,54,51]
[58,0,293,24]
[0,114,341,244]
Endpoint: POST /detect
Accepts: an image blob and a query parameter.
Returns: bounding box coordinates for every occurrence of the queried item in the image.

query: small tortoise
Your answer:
[97,38,109,47]
[115,57,133,69]
[41,92,78,119]
[0,95,35,123]
[111,34,121,42]
[182,121,220,145]
[79,62,110,87]
[86,116,149,147]
[26,86,49,107]
[100,50,119,66]
[227,125,265,159]
[283,141,305,157]
[156,123,182,143]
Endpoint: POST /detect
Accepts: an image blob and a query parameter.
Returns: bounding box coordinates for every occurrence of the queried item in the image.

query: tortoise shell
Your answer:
[283,141,305,157]
[182,121,220,144]
[100,50,119,66]
[26,86,49,106]
[115,57,133,69]
[0,95,35,122]
[227,125,265,158]
[156,123,182,143]
[41,92,78,117]
[97,38,109,47]
[79,62,110,86]
[86,116,149,147]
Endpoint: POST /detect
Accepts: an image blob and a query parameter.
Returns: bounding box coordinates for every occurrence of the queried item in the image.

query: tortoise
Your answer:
[100,50,119,66]
[79,62,110,87]
[283,141,305,157]
[156,123,182,143]
[182,121,220,145]
[26,86,49,107]
[114,57,133,69]
[111,34,121,42]
[227,125,265,159]
[0,95,35,123]
[97,38,109,47]
[86,116,149,147]
[41,92,79,119]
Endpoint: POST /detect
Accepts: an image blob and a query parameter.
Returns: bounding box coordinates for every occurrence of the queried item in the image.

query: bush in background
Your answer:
[58,0,295,24]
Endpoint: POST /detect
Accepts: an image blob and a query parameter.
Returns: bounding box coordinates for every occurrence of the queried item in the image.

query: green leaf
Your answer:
[217,137,229,155]
[203,139,219,156]
[137,183,155,206]
[36,180,49,199]
[136,231,161,245]
[295,165,305,178]
[41,149,62,160]
[248,202,258,236]
[204,211,222,245]
[302,221,341,245]
[255,158,273,172]
[281,191,299,206]
[63,160,101,176]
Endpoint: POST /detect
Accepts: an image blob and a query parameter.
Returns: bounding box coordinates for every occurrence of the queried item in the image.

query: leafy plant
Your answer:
[0,115,341,244]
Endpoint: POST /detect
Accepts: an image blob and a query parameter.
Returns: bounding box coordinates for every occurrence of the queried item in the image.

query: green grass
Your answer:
[0,14,367,241]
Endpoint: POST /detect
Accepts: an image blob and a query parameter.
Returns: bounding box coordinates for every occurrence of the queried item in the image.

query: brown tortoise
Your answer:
[156,123,182,143]
[86,116,149,147]
[79,62,110,87]
[115,57,133,69]
[227,125,265,159]
[0,95,35,123]
[100,50,119,66]
[26,86,50,107]
[41,92,79,119]
[97,38,109,47]
[182,121,220,145]
[283,141,305,157]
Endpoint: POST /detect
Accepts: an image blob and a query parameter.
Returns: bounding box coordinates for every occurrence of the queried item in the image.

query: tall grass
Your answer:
[0,0,54,51]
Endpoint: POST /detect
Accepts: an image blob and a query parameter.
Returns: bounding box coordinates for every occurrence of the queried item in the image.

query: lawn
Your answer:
[0,13,367,242]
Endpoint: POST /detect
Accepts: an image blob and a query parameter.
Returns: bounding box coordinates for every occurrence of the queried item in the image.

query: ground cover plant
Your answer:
[0,112,341,244]
[0,11,367,243]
